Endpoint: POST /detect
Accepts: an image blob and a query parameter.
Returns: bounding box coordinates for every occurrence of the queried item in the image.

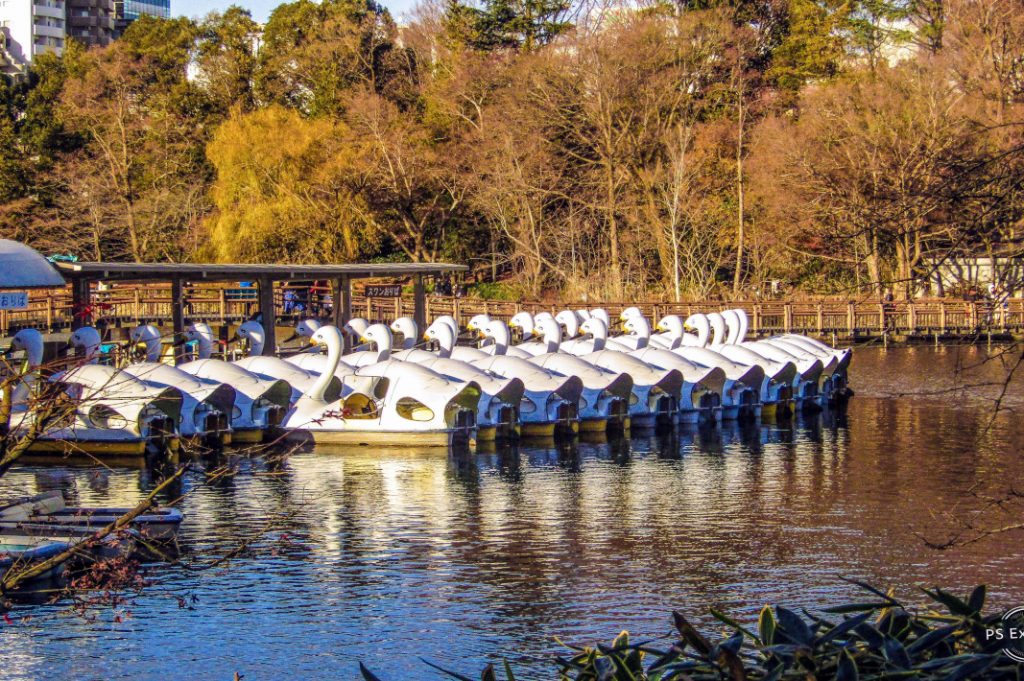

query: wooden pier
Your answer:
[2,283,1022,343]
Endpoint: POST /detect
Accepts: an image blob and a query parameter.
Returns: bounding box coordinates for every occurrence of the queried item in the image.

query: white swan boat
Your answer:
[177,323,292,442]
[280,325,481,447]
[121,325,235,446]
[384,318,525,440]
[5,328,182,455]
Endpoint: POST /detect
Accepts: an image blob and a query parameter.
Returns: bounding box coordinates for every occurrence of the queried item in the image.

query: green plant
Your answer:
[360,581,1024,680]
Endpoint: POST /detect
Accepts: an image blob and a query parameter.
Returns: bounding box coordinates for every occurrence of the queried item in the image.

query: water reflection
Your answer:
[0,346,1021,680]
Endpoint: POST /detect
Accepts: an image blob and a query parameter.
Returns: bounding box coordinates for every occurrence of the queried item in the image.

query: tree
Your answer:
[443,0,574,51]
[256,0,416,117]
[754,63,978,297]
[196,6,261,115]
[205,106,374,263]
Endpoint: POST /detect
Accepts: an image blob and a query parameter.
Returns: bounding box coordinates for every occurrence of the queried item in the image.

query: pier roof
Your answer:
[53,261,468,283]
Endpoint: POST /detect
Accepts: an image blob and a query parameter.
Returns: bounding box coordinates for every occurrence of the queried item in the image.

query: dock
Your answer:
[1,281,1022,344]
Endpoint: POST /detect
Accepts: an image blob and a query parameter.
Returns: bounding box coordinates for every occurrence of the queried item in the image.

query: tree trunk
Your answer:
[733,97,745,298]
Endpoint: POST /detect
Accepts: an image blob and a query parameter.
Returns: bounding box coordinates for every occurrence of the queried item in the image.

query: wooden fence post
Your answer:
[847,302,855,336]
[784,303,792,334]
[816,303,823,335]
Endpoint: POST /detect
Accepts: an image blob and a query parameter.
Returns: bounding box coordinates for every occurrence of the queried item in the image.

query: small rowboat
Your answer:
[0,523,141,561]
[0,533,70,594]
[0,491,183,542]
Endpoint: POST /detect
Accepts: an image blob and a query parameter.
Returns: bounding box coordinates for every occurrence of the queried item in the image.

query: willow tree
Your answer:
[205,106,374,263]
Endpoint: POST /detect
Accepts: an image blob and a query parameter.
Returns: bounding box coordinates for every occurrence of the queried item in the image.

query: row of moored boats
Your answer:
[4,308,851,451]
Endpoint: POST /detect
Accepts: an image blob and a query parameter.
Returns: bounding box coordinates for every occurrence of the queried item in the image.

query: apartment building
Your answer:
[0,0,168,78]
[0,0,67,71]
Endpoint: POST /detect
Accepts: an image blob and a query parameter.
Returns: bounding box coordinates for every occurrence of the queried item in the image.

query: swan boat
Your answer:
[178,323,292,442]
[279,325,482,447]
[447,318,585,437]
[122,326,236,446]
[619,309,763,420]
[5,328,182,455]
[292,318,523,442]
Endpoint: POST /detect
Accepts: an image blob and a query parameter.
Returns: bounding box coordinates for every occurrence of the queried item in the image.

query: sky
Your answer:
[173,0,419,23]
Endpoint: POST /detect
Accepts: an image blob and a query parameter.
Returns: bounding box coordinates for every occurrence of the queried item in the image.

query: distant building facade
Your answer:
[66,0,115,47]
[0,0,169,79]
[0,0,67,74]
[114,0,168,35]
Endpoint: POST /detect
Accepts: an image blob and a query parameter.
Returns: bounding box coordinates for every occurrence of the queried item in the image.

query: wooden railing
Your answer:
[3,284,1024,340]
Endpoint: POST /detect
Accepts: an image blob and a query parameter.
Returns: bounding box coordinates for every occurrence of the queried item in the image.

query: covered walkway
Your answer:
[54,261,468,358]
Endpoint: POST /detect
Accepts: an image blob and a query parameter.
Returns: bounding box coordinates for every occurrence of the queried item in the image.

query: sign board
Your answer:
[364,284,403,298]
[0,291,28,310]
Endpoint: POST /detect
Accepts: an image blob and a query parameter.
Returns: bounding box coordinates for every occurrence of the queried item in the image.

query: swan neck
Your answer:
[308,331,341,401]
[198,338,214,360]
[491,325,510,355]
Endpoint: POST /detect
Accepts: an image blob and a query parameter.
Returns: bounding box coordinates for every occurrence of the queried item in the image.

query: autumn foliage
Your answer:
[1,0,1022,300]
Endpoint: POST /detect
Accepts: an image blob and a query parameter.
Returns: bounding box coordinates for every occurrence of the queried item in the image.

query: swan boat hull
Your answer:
[285,427,475,448]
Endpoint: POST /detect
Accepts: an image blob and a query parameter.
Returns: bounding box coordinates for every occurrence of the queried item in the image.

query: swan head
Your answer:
[390,316,418,348]
[620,306,643,321]
[554,310,581,338]
[11,328,43,352]
[359,323,393,350]
[481,319,511,345]
[343,317,369,337]
[623,315,651,338]
[10,328,44,366]
[238,320,264,343]
[309,325,343,350]
[468,313,491,337]
[656,315,685,336]
[69,326,102,358]
[536,316,563,346]
[579,317,607,339]
[424,320,456,348]
[130,324,161,344]
[466,314,491,334]
[185,322,215,343]
[294,318,323,340]
[577,309,591,320]
[508,312,534,338]
[590,309,610,326]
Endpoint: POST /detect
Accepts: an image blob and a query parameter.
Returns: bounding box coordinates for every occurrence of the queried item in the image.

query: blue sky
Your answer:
[173,0,419,23]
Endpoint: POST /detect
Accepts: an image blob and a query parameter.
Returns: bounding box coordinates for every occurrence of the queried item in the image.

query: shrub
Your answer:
[361,581,1024,680]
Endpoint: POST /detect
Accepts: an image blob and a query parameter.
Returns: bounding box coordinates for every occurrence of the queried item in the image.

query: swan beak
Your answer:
[422,332,431,341]
[358,335,369,344]
[683,324,694,332]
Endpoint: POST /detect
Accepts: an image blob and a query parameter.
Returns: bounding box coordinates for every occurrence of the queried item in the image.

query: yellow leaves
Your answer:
[204,106,375,263]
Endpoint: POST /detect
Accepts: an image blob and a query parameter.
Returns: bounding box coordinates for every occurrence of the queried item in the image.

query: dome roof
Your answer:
[0,240,66,288]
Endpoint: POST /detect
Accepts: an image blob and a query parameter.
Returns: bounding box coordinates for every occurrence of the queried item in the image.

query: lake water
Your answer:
[1,345,1022,680]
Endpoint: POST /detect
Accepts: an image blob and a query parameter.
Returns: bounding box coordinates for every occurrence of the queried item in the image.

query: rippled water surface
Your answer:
[1,345,1022,680]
